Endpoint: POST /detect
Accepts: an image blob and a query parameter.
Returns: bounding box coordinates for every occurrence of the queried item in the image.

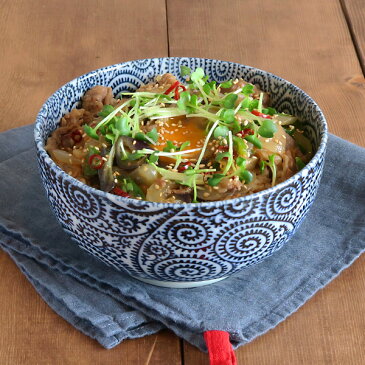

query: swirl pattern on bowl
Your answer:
[35,58,327,285]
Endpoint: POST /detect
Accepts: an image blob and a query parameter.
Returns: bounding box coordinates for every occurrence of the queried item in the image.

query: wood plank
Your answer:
[0,0,168,132]
[0,254,180,365]
[167,0,365,147]
[166,0,365,363]
[341,0,365,73]
[0,1,182,364]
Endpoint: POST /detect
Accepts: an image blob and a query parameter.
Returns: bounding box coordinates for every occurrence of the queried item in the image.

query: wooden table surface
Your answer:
[0,1,364,364]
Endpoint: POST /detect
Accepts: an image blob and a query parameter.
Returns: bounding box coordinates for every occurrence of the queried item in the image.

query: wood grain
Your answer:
[167,0,365,147]
[0,1,181,364]
[166,0,365,363]
[341,0,365,73]
[0,0,168,132]
[0,254,180,365]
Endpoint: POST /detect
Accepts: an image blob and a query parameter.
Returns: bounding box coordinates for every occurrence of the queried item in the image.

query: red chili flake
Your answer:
[163,81,187,101]
[112,187,130,198]
[71,129,83,143]
[174,87,180,100]
[88,154,104,170]
[177,161,192,172]
[174,84,187,100]
[217,145,238,158]
[251,110,272,119]
[241,128,255,137]
[217,145,229,152]
[164,81,180,95]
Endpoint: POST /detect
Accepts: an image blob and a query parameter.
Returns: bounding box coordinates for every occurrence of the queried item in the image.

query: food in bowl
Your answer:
[35,58,327,287]
[45,67,312,203]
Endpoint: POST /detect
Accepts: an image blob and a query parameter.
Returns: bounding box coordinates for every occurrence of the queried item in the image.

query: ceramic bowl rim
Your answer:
[34,57,328,208]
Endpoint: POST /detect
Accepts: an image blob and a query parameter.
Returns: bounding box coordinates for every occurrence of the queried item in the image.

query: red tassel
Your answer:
[204,330,237,365]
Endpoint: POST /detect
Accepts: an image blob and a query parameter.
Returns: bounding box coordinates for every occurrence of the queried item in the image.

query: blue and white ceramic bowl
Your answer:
[35,58,327,288]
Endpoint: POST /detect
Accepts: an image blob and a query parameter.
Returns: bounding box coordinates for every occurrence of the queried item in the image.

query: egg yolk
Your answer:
[155,116,207,163]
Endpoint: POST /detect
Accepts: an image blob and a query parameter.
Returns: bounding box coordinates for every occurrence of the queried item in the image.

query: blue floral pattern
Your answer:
[35,58,327,285]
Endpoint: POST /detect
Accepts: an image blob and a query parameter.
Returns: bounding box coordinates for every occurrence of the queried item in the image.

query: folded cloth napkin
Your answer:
[1,125,365,351]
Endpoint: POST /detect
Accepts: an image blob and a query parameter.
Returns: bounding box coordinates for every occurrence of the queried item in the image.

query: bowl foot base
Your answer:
[131,276,227,288]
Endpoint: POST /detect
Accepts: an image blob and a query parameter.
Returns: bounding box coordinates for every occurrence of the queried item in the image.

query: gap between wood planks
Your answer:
[339,0,365,76]
[165,0,171,57]
[180,338,186,365]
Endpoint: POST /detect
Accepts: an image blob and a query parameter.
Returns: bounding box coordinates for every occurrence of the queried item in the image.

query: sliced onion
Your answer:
[273,114,298,125]
[72,148,87,160]
[258,124,287,154]
[51,149,82,165]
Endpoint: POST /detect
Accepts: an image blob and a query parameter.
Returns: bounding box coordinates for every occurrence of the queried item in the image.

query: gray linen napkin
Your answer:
[0,125,364,350]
